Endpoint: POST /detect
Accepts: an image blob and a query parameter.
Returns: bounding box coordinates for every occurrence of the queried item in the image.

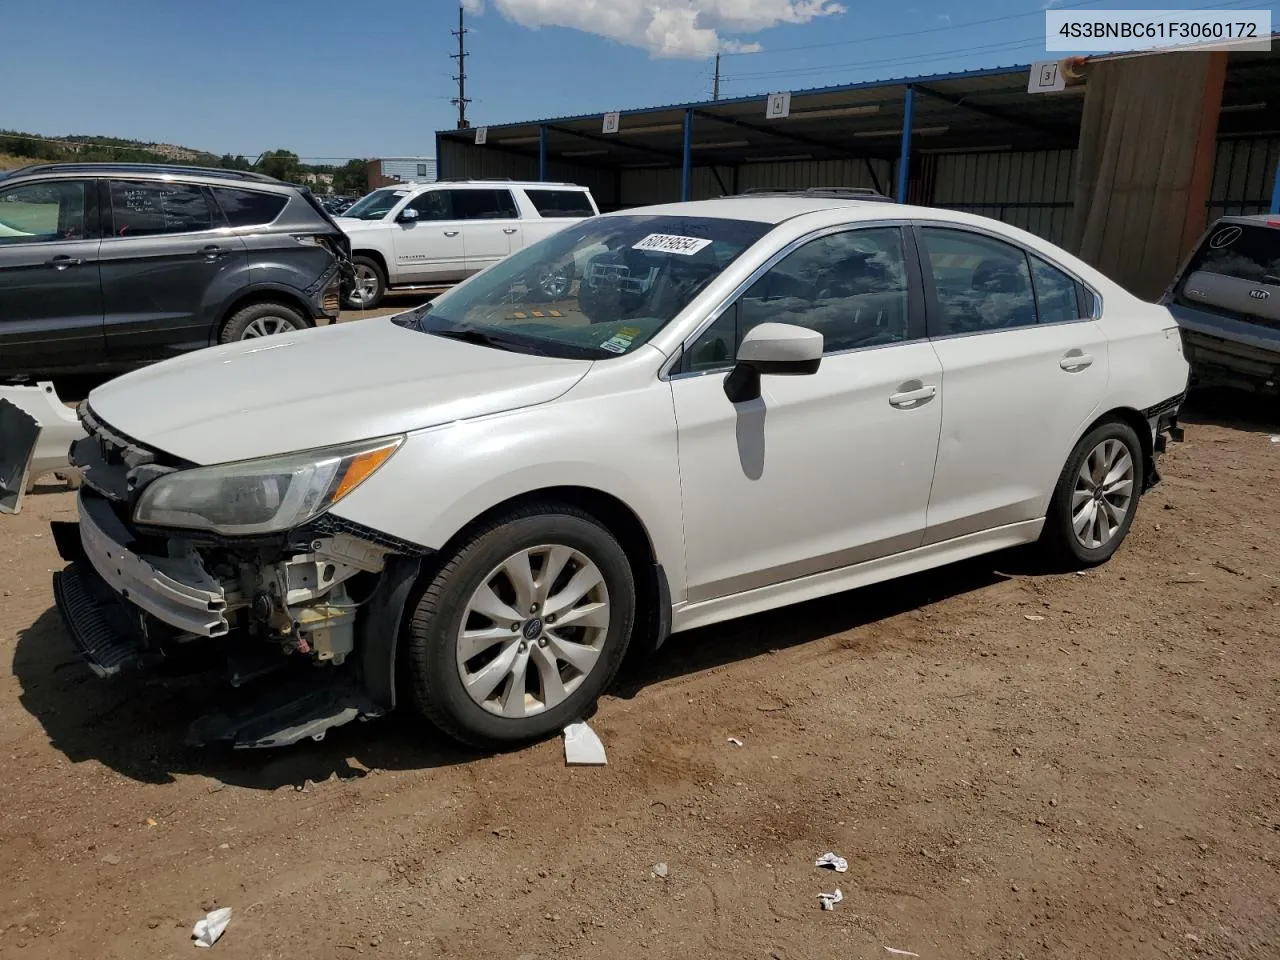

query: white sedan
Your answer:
[14,194,1190,749]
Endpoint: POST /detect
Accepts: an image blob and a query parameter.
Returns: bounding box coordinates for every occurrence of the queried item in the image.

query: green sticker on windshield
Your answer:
[599,331,636,354]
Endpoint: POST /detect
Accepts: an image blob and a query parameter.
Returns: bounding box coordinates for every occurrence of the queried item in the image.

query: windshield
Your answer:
[341,188,408,221]
[394,214,771,360]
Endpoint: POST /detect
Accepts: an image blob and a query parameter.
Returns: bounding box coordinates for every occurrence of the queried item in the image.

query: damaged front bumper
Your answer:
[0,381,87,514]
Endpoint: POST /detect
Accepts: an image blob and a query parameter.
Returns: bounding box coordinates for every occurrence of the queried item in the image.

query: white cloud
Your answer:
[476,0,846,58]
[461,0,484,13]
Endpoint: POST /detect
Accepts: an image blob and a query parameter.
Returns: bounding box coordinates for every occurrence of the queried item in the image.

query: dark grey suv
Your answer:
[0,163,350,378]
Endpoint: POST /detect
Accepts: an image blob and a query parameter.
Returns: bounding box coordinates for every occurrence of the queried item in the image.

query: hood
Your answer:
[87,317,591,464]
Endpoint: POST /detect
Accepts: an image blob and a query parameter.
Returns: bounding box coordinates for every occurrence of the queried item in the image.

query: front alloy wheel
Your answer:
[403,504,635,748]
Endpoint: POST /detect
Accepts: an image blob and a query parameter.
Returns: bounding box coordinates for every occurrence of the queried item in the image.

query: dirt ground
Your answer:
[2,393,1279,960]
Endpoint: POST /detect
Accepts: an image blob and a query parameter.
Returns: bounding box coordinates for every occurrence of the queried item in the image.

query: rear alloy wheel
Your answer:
[404,505,635,748]
[219,302,309,344]
[1040,419,1144,568]
[344,256,385,310]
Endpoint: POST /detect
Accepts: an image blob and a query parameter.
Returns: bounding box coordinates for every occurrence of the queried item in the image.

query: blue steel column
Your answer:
[1271,158,1280,214]
[896,85,914,203]
[681,108,694,201]
[538,125,547,182]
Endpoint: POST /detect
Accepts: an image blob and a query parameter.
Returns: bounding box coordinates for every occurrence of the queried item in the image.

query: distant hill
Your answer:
[0,129,220,169]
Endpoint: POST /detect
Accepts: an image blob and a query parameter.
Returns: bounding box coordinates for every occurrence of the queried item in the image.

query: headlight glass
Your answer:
[133,436,402,535]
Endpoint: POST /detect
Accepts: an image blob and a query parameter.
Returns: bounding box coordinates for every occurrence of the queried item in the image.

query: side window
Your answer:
[416,163,428,178]
[110,180,213,237]
[684,227,912,372]
[1030,255,1081,324]
[919,228,1037,335]
[211,187,287,228]
[408,191,451,221]
[451,189,519,221]
[525,189,594,218]
[0,180,89,244]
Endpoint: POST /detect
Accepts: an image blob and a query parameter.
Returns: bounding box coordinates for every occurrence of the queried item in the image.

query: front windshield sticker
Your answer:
[599,325,642,354]
[392,190,410,197]
[632,233,714,256]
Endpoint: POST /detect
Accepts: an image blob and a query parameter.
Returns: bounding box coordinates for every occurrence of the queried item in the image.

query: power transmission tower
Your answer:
[713,53,721,100]
[451,5,471,129]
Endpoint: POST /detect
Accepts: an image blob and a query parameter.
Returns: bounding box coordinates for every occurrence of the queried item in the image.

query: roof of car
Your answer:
[599,194,944,225]
[0,162,286,186]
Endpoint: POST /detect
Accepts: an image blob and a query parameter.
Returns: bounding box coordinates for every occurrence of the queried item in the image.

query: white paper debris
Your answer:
[727,737,744,747]
[563,722,607,765]
[817,888,843,910]
[192,907,231,948]
[815,852,848,873]
[1023,614,1045,621]
[651,862,669,878]
[1271,435,1280,443]
[883,948,920,958]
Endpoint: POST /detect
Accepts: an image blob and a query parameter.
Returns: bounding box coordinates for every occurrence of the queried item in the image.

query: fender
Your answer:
[359,553,424,711]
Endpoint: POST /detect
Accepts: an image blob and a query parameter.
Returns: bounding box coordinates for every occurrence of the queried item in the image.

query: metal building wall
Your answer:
[736,158,893,195]
[1208,137,1280,218]
[618,167,722,206]
[437,139,619,208]
[930,149,1076,247]
[379,158,437,182]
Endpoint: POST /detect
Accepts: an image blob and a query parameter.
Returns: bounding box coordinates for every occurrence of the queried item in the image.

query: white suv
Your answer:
[337,180,598,308]
[5,194,1189,751]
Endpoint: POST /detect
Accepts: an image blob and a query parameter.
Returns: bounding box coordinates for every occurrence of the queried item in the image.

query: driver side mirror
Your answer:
[397,207,419,223]
[723,322,822,403]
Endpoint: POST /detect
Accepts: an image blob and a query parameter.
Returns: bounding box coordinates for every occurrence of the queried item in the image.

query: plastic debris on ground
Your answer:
[1023,614,1045,621]
[815,852,849,873]
[727,737,744,747]
[817,888,843,911]
[563,721,607,765]
[883,948,920,957]
[651,862,669,878]
[192,907,231,948]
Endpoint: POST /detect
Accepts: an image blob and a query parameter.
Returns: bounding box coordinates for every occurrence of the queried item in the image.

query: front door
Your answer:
[391,189,465,283]
[915,225,1110,543]
[99,179,248,363]
[0,177,104,375]
[671,225,943,603]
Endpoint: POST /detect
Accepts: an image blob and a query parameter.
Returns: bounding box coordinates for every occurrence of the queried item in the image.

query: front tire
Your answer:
[218,301,309,344]
[403,504,636,748]
[344,255,386,310]
[1040,418,1144,568]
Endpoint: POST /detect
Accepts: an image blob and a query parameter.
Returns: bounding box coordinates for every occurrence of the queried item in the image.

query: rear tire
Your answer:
[1039,418,1144,568]
[344,255,386,310]
[403,504,635,749]
[218,302,309,344]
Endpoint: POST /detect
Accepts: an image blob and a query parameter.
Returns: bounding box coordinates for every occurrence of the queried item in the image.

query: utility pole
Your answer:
[451,4,471,130]
[713,53,721,100]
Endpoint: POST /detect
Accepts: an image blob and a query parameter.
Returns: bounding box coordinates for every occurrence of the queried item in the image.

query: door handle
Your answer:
[503,227,518,235]
[48,255,83,270]
[1059,351,1094,372]
[888,384,937,409]
[443,230,460,237]
[200,244,223,260]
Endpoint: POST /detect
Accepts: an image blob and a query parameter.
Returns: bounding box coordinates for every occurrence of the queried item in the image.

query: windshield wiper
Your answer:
[429,327,523,353]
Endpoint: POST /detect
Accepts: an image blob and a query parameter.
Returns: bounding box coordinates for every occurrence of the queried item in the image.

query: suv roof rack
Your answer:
[426,178,584,187]
[737,186,894,201]
[5,162,281,184]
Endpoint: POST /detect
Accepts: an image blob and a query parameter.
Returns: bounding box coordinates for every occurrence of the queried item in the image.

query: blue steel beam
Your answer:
[1271,158,1280,214]
[538,125,547,181]
[682,108,694,201]
[896,85,914,203]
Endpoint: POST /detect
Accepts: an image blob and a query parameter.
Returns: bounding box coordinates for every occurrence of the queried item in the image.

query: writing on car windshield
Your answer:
[395,214,771,360]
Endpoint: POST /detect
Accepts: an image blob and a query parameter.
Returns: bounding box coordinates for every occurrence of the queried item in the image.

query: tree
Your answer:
[218,153,252,171]
[333,158,369,196]
[258,149,302,183]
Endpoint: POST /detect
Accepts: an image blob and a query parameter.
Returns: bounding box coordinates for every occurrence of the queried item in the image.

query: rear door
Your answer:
[0,177,104,374]
[455,188,521,272]
[99,179,248,362]
[917,224,1109,544]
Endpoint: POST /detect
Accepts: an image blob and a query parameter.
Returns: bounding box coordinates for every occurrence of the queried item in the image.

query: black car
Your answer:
[0,163,351,378]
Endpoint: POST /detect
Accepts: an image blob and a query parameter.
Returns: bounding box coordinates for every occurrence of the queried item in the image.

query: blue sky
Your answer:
[0,0,1274,163]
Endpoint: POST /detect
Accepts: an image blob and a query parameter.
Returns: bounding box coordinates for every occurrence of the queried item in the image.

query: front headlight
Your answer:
[133,436,403,535]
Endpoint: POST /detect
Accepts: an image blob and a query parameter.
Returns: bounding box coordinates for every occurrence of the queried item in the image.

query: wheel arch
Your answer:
[217,288,313,340]
[1082,406,1156,489]
[351,248,389,279]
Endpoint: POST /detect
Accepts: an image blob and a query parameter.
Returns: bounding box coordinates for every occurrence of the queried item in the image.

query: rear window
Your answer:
[525,189,594,218]
[1183,222,1280,284]
[213,188,287,227]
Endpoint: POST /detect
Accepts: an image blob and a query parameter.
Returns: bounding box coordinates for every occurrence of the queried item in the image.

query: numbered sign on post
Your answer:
[765,92,792,119]
[1027,62,1065,94]
[602,112,621,135]
[474,126,488,145]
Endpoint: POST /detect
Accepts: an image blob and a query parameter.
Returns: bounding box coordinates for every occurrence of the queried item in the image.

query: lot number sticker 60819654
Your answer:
[632,234,713,255]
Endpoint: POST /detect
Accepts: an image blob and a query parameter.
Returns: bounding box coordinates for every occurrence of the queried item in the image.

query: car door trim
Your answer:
[661,219,920,381]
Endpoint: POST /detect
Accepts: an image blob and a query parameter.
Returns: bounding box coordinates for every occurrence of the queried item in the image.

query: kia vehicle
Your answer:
[0,193,1188,750]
